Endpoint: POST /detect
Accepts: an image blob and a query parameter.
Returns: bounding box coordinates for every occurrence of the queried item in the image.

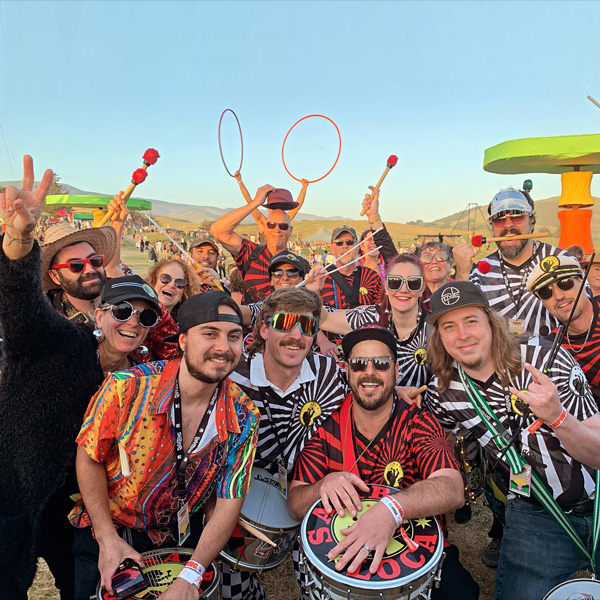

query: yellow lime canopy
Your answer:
[484,134,600,174]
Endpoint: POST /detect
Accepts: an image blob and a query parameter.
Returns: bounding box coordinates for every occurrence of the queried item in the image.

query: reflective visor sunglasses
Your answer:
[266,221,291,231]
[159,273,186,289]
[385,275,424,292]
[347,356,394,372]
[52,254,105,273]
[267,312,319,336]
[270,268,302,279]
[535,276,579,301]
[101,301,160,328]
[333,239,357,246]
[490,211,528,227]
[420,252,449,264]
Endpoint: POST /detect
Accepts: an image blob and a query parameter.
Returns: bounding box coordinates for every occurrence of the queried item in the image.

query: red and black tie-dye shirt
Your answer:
[234,239,274,304]
[293,393,458,489]
[321,266,383,309]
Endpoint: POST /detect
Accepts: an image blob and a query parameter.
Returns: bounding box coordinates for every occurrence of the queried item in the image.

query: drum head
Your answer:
[97,550,217,599]
[243,468,301,530]
[301,484,443,591]
[543,577,600,599]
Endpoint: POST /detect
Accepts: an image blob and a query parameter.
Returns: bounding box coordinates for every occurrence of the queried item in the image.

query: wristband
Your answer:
[380,495,404,527]
[177,561,205,590]
[548,407,568,429]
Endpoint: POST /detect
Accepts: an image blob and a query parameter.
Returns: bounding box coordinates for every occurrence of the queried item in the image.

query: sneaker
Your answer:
[482,538,502,568]
[454,504,472,524]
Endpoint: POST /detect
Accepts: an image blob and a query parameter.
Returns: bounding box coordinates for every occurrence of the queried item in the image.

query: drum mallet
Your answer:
[470,232,548,247]
[96,148,160,227]
[359,155,398,217]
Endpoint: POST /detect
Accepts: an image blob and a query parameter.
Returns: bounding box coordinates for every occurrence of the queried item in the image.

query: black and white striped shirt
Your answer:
[229,352,347,474]
[470,242,572,335]
[345,305,431,389]
[425,339,598,505]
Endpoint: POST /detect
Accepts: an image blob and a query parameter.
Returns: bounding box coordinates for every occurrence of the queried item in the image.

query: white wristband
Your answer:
[380,496,404,527]
[177,565,203,590]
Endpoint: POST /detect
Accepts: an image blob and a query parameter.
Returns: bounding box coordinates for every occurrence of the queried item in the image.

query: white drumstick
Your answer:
[239,520,278,547]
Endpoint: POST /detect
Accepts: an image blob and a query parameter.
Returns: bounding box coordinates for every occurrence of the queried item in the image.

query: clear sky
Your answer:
[1,0,599,223]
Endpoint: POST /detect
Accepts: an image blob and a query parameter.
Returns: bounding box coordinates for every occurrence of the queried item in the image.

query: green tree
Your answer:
[48,173,68,195]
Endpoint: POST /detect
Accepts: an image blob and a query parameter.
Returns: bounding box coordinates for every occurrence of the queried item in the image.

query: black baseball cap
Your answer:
[268,251,310,276]
[163,291,243,341]
[331,226,358,242]
[100,275,160,312]
[341,324,397,360]
[426,281,489,324]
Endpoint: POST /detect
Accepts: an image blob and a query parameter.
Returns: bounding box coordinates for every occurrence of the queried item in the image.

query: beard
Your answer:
[349,375,395,411]
[497,227,528,260]
[184,348,237,384]
[59,271,106,300]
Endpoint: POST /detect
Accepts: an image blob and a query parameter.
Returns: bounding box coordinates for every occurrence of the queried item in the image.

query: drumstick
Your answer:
[359,155,398,217]
[97,149,160,227]
[145,215,224,291]
[239,520,277,548]
[588,95,600,110]
[471,232,548,248]
[118,443,131,478]
[408,385,427,399]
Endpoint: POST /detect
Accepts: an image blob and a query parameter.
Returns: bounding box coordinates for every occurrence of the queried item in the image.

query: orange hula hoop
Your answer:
[281,114,341,184]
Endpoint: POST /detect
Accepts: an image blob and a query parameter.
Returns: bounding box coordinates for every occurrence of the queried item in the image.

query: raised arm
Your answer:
[361,187,397,263]
[233,170,267,233]
[288,179,309,221]
[105,193,127,278]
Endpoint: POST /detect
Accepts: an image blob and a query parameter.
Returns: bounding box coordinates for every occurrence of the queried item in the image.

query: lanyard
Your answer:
[173,378,220,504]
[498,241,536,311]
[458,365,600,568]
[258,387,288,464]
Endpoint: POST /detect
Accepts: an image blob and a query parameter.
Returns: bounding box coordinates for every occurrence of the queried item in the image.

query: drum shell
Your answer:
[543,577,600,599]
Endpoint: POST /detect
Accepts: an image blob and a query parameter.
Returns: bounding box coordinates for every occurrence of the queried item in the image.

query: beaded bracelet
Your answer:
[380,495,404,527]
[548,407,568,429]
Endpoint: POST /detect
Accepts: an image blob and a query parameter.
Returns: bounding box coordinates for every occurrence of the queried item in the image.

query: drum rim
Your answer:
[543,577,600,598]
[300,496,444,591]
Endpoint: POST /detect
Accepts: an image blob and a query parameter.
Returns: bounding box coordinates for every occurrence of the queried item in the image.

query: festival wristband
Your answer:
[548,407,568,429]
[380,495,404,527]
[177,561,205,589]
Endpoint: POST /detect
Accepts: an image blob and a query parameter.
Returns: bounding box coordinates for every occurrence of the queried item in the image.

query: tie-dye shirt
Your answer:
[69,359,259,546]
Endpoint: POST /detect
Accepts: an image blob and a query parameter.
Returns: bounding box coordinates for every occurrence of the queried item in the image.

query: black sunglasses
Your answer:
[266,222,291,231]
[333,239,357,247]
[159,273,186,289]
[102,301,159,328]
[535,276,579,301]
[347,356,394,372]
[386,275,424,292]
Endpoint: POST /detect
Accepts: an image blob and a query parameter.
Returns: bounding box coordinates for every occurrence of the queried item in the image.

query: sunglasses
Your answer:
[52,254,105,273]
[420,252,449,264]
[535,276,579,301]
[271,268,302,279]
[347,356,394,372]
[159,273,186,289]
[267,312,319,337]
[385,275,424,292]
[266,222,291,231]
[490,211,528,226]
[333,239,357,247]
[101,301,159,328]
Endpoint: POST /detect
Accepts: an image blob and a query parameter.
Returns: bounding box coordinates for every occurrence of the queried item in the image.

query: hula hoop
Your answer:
[218,108,244,177]
[281,114,341,183]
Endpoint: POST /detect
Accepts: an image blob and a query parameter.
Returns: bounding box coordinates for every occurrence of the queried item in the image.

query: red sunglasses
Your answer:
[52,254,105,273]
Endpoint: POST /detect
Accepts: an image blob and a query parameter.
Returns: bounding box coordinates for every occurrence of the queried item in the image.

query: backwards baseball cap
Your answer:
[264,188,299,211]
[100,275,160,312]
[268,251,310,276]
[331,225,358,242]
[163,291,243,342]
[341,324,397,360]
[189,238,219,253]
[427,281,490,324]
[527,255,583,294]
[488,188,534,219]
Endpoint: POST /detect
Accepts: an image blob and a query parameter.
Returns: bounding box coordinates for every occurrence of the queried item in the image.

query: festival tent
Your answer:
[304,227,332,244]
[46,195,152,211]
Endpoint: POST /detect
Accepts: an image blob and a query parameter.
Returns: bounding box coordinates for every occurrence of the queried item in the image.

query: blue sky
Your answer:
[1,0,599,222]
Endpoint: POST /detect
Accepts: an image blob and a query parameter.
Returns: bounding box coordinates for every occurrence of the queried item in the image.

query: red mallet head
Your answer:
[387,155,398,168]
[132,169,148,185]
[143,148,160,165]
[471,235,485,248]
[477,260,492,274]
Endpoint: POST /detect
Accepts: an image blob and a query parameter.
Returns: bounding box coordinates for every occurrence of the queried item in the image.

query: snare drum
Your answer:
[543,577,600,599]
[95,548,218,599]
[454,430,485,504]
[220,467,301,572]
[300,484,444,599]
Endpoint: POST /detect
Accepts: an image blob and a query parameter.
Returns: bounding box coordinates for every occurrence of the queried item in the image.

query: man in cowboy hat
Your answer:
[42,196,126,325]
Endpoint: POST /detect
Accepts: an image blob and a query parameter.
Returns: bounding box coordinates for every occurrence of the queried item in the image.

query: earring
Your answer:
[93,329,104,343]
[136,345,149,359]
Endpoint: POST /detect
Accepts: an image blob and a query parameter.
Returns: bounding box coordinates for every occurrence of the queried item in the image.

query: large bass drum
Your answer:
[95,548,218,599]
[300,483,444,599]
[220,467,301,572]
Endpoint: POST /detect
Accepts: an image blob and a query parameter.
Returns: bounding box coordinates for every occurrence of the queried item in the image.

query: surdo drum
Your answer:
[94,548,218,599]
[543,577,600,599]
[300,484,444,599]
[220,467,301,572]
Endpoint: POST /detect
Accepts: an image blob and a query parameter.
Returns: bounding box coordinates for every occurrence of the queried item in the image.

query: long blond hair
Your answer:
[427,306,522,392]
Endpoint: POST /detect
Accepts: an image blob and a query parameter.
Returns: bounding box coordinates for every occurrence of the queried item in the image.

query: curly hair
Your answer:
[145,259,202,316]
[427,305,522,393]
[247,288,322,358]
[418,241,453,259]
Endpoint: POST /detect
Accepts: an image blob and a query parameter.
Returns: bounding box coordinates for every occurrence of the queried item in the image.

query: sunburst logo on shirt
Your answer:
[299,402,322,427]
[414,348,427,365]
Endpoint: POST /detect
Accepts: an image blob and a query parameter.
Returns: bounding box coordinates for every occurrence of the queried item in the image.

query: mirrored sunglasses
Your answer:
[266,222,291,231]
[386,275,424,292]
[347,356,394,372]
[490,211,527,226]
[270,269,302,279]
[333,239,357,246]
[420,252,449,264]
[102,301,159,328]
[267,312,318,336]
[159,273,187,288]
[535,276,578,301]
[52,254,105,273]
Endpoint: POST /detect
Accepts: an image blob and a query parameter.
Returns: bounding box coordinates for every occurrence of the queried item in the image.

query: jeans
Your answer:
[495,497,599,600]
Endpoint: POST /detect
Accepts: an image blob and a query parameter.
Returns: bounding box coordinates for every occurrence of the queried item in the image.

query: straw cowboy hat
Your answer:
[41,223,117,291]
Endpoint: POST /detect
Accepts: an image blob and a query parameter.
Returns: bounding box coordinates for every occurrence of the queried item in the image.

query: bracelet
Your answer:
[177,561,204,590]
[548,407,568,429]
[4,230,34,245]
[380,495,404,527]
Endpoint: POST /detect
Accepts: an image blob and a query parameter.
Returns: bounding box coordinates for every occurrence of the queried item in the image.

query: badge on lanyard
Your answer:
[508,319,526,335]
[278,461,288,499]
[177,501,191,545]
[510,464,532,498]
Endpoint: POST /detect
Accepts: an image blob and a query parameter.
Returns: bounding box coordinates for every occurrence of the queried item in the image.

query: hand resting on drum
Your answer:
[96,534,144,596]
[319,471,370,518]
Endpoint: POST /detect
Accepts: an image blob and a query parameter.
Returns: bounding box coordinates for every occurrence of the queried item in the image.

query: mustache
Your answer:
[79,273,102,283]
[204,351,235,362]
[500,227,521,238]
[280,339,306,350]
[357,375,383,386]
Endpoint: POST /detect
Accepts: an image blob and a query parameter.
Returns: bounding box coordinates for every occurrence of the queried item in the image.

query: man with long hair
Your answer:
[425,281,600,599]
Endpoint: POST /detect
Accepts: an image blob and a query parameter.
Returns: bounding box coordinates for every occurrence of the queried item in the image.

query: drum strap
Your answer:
[458,366,600,569]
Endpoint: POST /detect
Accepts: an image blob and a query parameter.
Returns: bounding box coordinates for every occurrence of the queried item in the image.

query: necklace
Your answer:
[566,317,594,354]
